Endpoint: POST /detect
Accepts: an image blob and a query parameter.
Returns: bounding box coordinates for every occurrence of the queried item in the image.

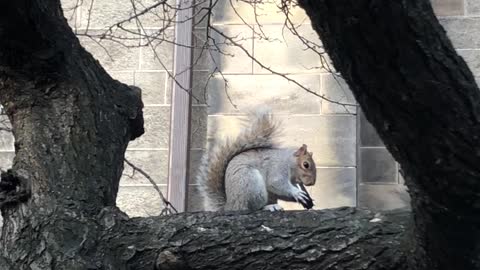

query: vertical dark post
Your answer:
[167,0,194,212]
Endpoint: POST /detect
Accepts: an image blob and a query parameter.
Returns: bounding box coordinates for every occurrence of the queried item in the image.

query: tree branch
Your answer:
[298,0,480,269]
[100,207,409,270]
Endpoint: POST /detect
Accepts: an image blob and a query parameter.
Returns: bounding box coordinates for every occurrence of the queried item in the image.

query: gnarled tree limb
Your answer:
[99,207,409,270]
[299,0,480,269]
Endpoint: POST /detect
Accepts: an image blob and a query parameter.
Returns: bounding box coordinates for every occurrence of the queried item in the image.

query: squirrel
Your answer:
[197,109,316,211]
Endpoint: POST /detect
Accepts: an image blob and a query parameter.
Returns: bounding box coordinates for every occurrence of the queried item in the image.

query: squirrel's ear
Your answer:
[294,144,307,156]
[309,151,313,157]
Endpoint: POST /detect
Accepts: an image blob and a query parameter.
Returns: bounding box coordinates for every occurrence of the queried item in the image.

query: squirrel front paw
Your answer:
[290,185,310,205]
[296,183,314,209]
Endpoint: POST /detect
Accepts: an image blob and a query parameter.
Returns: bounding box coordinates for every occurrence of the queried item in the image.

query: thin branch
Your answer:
[210,25,357,109]
[124,158,177,215]
[129,0,201,104]
[73,0,355,110]
[0,107,12,133]
[83,0,95,34]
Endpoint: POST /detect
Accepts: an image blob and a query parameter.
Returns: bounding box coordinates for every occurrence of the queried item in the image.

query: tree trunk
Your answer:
[299,0,480,269]
[0,0,143,268]
[0,0,478,269]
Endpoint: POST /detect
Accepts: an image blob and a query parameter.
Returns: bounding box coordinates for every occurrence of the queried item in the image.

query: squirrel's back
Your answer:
[197,109,280,211]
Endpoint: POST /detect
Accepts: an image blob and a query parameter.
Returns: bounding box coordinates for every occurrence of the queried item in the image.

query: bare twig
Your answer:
[0,127,12,132]
[75,0,356,110]
[210,25,357,109]
[124,158,178,215]
[0,107,12,133]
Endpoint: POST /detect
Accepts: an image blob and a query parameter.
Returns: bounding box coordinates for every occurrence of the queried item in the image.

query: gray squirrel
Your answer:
[197,109,316,211]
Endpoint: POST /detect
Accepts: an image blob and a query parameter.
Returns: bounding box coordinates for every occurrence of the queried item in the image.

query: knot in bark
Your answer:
[156,249,189,270]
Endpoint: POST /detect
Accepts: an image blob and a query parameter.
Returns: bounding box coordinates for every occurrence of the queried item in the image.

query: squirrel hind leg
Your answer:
[224,167,268,211]
[263,204,284,212]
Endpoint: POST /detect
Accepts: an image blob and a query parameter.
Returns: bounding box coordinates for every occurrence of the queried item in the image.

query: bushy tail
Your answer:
[197,109,280,211]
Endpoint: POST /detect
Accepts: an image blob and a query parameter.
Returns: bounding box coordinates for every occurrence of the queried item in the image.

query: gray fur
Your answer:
[198,110,316,211]
[197,109,280,211]
[224,148,302,211]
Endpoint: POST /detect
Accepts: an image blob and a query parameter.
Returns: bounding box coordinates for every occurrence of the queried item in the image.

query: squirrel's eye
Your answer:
[303,162,309,169]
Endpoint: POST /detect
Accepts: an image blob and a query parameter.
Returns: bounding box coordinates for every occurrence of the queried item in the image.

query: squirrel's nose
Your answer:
[303,178,315,186]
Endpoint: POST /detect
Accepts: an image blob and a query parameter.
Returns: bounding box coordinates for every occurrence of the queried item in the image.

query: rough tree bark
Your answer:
[0,0,477,269]
[299,0,480,269]
[0,0,144,268]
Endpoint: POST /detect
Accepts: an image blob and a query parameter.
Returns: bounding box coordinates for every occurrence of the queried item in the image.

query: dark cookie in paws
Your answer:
[297,183,314,209]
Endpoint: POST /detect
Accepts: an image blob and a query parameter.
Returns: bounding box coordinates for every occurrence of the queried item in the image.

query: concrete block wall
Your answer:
[188,0,358,211]
[357,108,410,211]
[65,0,176,216]
[0,112,14,174]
